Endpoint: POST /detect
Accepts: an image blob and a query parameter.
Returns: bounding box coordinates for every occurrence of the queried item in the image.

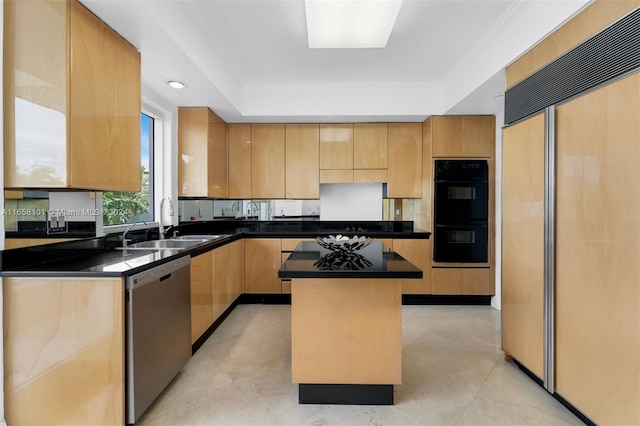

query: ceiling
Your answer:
[80,0,591,123]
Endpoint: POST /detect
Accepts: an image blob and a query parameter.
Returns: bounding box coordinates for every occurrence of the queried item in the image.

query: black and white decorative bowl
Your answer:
[315,235,373,252]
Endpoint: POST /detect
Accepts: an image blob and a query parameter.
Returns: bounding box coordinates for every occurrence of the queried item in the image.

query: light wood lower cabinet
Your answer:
[431,268,492,295]
[3,277,124,425]
[281,238,314,294]
[244,238,282,293]
[213,239,244,320]
[190,251,214,344]
[392,239,430,294]
[191,240,245,344]
[4,238,76,249]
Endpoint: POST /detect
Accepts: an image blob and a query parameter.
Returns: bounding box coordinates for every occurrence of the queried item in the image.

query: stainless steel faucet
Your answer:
[159,196,174,239]
[123,221,147,247]
[247,201,259,219]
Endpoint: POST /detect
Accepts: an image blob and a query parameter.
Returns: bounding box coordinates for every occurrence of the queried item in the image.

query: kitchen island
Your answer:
[279,240,422,405]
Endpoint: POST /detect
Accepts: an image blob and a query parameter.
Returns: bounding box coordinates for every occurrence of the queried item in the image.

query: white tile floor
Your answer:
[138,304,582,426]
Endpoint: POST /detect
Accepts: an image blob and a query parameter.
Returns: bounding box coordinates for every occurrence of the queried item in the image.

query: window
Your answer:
[102,113,154,226]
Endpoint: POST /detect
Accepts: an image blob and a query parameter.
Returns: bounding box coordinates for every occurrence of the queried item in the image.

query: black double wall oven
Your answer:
[433,160,489,263]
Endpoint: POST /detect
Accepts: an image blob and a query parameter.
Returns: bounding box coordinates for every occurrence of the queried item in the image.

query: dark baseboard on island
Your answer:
[402,295,491,305]
[238,293,292,304]
[299,384,394,405]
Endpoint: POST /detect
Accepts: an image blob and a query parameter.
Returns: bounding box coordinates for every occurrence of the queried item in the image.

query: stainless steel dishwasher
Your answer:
[125,256,192,424]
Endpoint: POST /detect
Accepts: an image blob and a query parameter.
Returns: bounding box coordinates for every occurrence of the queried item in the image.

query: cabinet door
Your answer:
[431,268,460,295]
[354,123,387,169]
[392,239,430,294]
[190,252,214,344]
[431,116,494,158]
[388,123,422,198]
[69,0,141,191]
[212,240,243,321]
[252,124,285,199]
[461,116,494,157]
[285,124,319,199]
[244,239,282,293]
[320,124,354,170]
[555,74,640,425]
[4,0,68,188]
[431,116,462,158]
[319,169,353,183]
[460,268,492,295]
[501,113,544,379]
[228,124,252,199]
[178,108,209,196]
[354,169,387,183]
[208,110,228,198]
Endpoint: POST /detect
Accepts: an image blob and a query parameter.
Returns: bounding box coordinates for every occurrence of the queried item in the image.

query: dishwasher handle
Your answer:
[159,273,172,282]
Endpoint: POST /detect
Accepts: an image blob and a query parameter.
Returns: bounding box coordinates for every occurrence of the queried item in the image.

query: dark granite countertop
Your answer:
[278,240,423,279]
[1,221,429,278]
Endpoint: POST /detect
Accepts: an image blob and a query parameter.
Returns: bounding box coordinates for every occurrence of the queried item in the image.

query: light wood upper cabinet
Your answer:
[251,124,285,199]
[430,116,494,158]
[320,124,388,184]
[387,123,422,198]
[4,0,141,191]
[320,124,354,170]
[178,108,227,198]
[228,124,252,199]
[354,124,387,169]
[285,124,319,199]
[244,238,282,293]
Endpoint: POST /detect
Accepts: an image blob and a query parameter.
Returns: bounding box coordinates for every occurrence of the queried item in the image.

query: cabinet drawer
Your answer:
[320,169,353,183]
[431,267,493,295]
[354,169,387,183]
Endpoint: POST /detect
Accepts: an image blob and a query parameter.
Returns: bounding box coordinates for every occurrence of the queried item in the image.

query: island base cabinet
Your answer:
[3,277,124,425]
[291,278,402,387]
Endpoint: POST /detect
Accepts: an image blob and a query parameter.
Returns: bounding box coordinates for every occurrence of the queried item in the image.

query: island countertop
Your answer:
[278,240,423,279]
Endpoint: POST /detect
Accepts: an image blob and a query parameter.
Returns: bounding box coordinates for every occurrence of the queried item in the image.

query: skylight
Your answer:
[305,0,403,49]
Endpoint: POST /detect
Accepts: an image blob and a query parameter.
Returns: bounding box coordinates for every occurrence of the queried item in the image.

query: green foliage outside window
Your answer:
[103,166,151,225]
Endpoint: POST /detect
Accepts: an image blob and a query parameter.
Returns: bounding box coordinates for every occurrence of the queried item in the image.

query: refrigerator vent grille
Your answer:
[505,7,640,126]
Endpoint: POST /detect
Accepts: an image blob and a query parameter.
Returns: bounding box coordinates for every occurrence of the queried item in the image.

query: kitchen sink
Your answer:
[171,234,232,241]
[116,234,231,251]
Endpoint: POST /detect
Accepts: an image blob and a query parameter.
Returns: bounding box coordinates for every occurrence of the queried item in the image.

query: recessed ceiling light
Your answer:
[166,80,187,89]
[305,0,403,49]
